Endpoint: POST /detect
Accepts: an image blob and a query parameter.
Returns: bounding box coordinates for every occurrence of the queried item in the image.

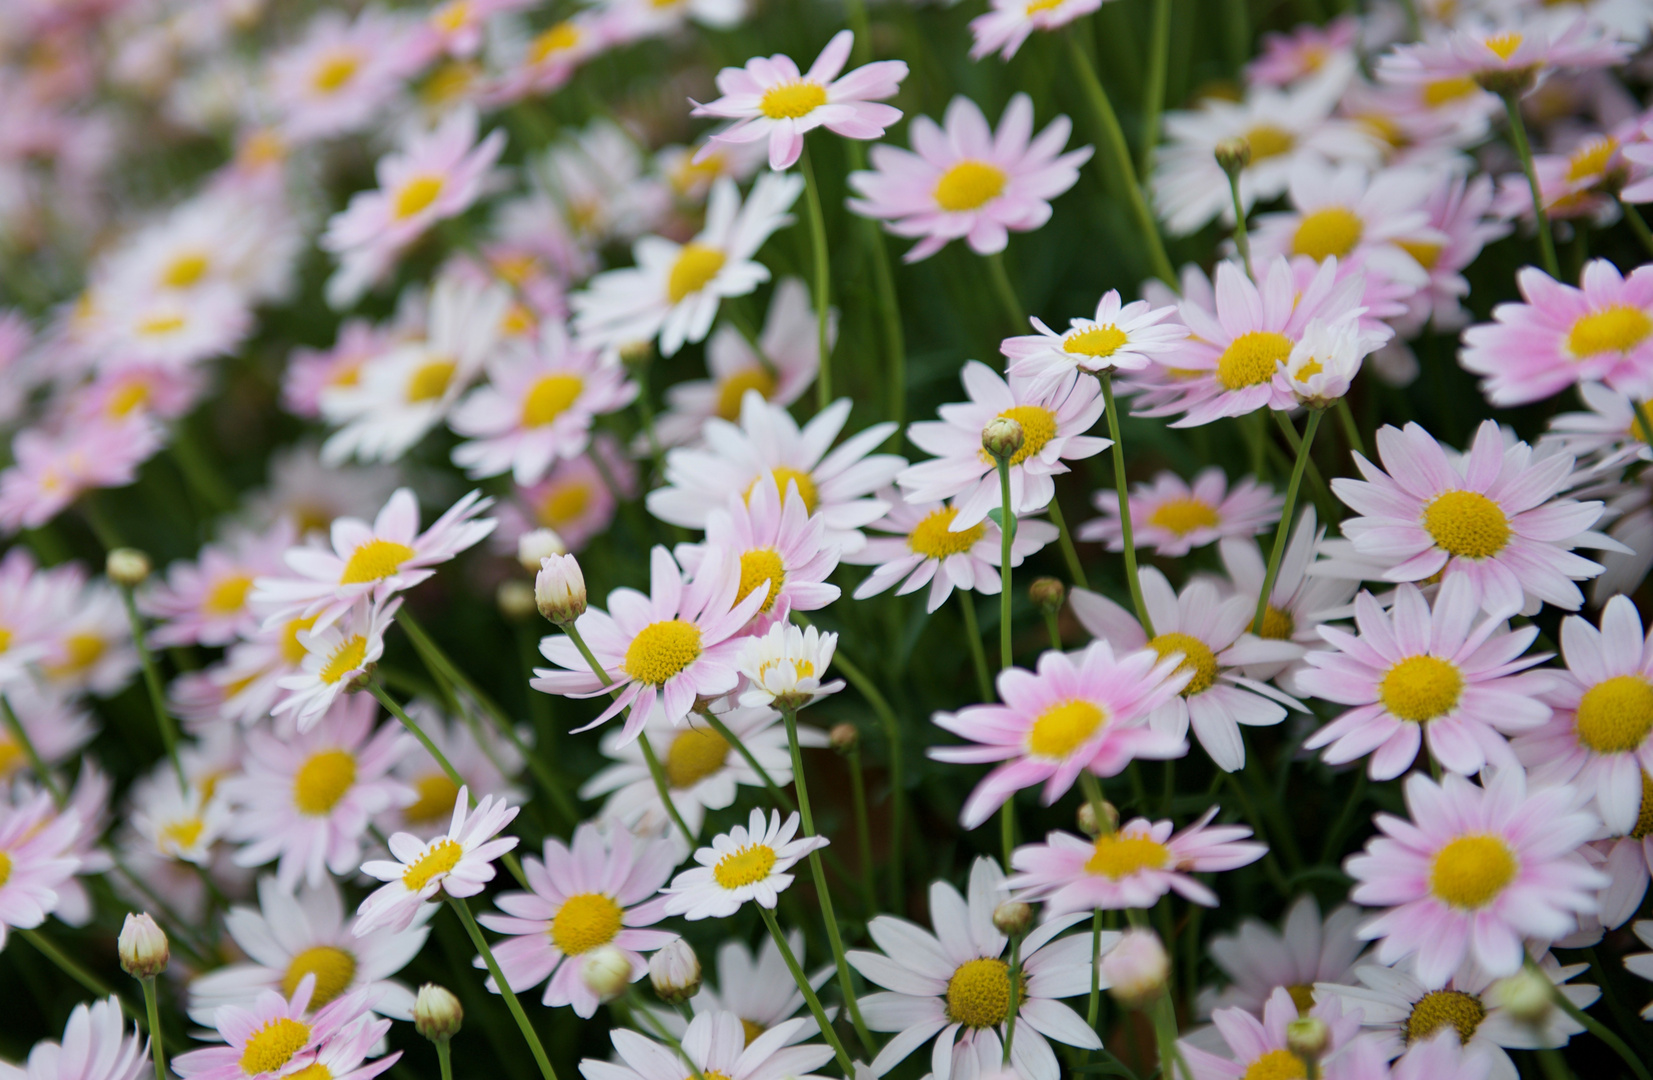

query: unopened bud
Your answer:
[1077,799,1118,837]
[535,553,587,624]
[1474,67,1537,98]
[1286,1017,1330,1064]
[414,983,463,1040]
[619,340,655,369]
[649,938,701,1004]
[981,417,1025,463]
[1029,577,1065,614]
[1214,137,1251,175]
[106,548,152,588]
[497,580,536,621]
[992,901,1033,937]
[1101,929,1168,1008]
[118,913,169,978]
[1493,967,1554,1027]
[830,723,860,754]
[581,944,634,1003]
[518,528,567,572]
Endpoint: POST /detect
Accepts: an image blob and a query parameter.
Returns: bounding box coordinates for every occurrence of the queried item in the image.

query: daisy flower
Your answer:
[477,820,678,1017]
[266,9,423,142]
[142,522,294,648]
[577,1010,833,1080]
[129,769,231,867]
[172,979,392,1080]
[849,858,1101,1080]
[930,641,1190,830]
[1081,468,1280,558]
[571,173,801,358]
[898,361,1107,531]
[1494,132,1627,223]
[0,682,95,785]
[0,418,161,534]
[599,0,749,45]
[735,622,844,710]
[646,393,903,555]
[282,320,400,420]
[847,94,1091,263]
[354,786,519,935]
[273,598,401,731]
[1376,16,1631,98]
[1070,569,1305,772]
[1628,921,1653,1016]
[1,996,146,1080]
[188,875,432,1026]
[969,0,1101,61]
[691,30,907,171]
[532,546,769,741]
[38,570,139,698]
[1330,419,1614,615]
[844,490,1058,613]
[536,120,670,251]
[1001,290,1187,392]
[0,790,82,949]
[1337,1028,1496,1080]
[1461,260,1653,406]
[1179,987,1362,1080]
[1008,808,1266,914]
[1541,382,1650,471]
[1247,17,1360,88]
[222,695,415,891]
[494,437,633,555]
[0,547,53,684]
[388,700,525,833]
[1344,769,1606,989]
[1199,894,1367,1018]
[660,808,826,920]
[661,931,826,1041]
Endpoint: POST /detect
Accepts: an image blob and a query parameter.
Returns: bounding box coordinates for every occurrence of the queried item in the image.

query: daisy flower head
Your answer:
[1495,131,1628,223]
[1199,894,1367,1018]
[1375,15,1632,99]
[1461,260,1653,407]
[1008,807,1266,914]
[130,769,231,866]
[38,569,139,698]
[1628,921,1653,1015]
[1345,769,1606,989]
[494,436,633,555]
[1178,987,1362,1080]
[667,930,826,1040]
[969,0,1102,62]
[532,545,770,741]
[735,621,844,710]
[571,172,801,358]
[1000,289,1187,392]
[266,9,423,142]
[1070,569,1306,772]
[476,820,678,1016]
[1247,16,1360,88]
[355,785,519,935]
[0,417,162,534]
[897,360,1108,531]
[1541,381,1651,472]
[661,808,826,919]
[1275,317,1370,409]
[1081,468,1281,558]
[1330,419,1614,615]
[578,1009,833,1080]
[844,489,1058,613]
[931,640,1190,830]
[848,857,1102,1080]
[1386,172,1508,338]
[848,94,1091,264]
[599,0,749,45]
[0,790,82,948]
[691,30,907,172]
[141,522,294,648]
[3,995,146,1080]
[172,977,391,1080]
[274,598,401,732]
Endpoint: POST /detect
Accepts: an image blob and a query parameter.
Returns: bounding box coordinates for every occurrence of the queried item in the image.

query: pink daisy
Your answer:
[282,319,398,420]
[1199,894,1367,1018]
[1330,420,1614,615]
[1493,131,1628,223]
[968,0,1102,62]
[493,436,633,555]
[478,820,678,1017]
[1375,16,1631,96]
[68,362,207,427]
[353,786,519,935]
[142,521,295,648]
[1344,769,1607,989]
[1000,289,1187,392]
[274,597,403,732]
[1390,173,1510,338]
[930,640,1190,830]
[267,9,425,143]
[5,995,147,1080]
[1298,577,1554,781]
[847,94,1092,263]
[1246,16,1360,88]
[0,417,161,534]
[1081,468,1281,558]
[0,790,82,949]
[1178,987,1362,1080]
[690,30,906,172]
[173,978,392,1080]
[1007,807,1266,914]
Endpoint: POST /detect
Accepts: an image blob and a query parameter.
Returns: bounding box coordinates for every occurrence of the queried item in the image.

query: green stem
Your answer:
[1100,375,1154,636]
[1047,497,1089,590]
[959,591,995,701]
[168,422,235,514]
[142,977,169,1080]
[1252,410,1321,634]
[1225,169,1253,280]
[1001,935,1024,1064]
[986,250,1025,333]
[435,1040,453,1080]
[1333,397,1365,458]
[1536,1048,1576,1080]
[1086,909,1103,1032]
[1042,608,1063,651]
[1538,959,1652,1080]
[21,927,177,1054]
[1620,197,1653,257]
[800,143,834,411]
[639,735,697,848]
[119,587,186,791]
[1502,92,1561,279]
[846,742,878,915]
[449,897,561,1080]
[996,457,1015,669]
[696,711,796,812]
[757,905,857,1074]
[1139,0,1172,182]
[823,641,905,910]
[1222,774,1291,895]
[1,693,64,804]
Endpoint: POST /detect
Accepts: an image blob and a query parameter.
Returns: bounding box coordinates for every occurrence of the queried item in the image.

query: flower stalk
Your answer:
[449,896,561,1080]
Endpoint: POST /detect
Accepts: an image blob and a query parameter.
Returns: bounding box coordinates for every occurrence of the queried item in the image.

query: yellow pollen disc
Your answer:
[1567,305,1653,357]
[423,63,475,106]
[393,176,445,220]
[0,739,21,778]
[1575,674,1653,754]
[239,1018,312,1076]
[1025,0,1065,11]
[551,892,624,955]
[1423,76,1479,107]
[340,538,417,584]
[281,615,319,666]
[1217,330,1295,390]
[107,382,151,417]
[1484,32,1523,61]
[403,838,464,891]
[320,635,368,684]
[137,314,186,337]
[665,727,731,789]
[759,81,827,119]
[0,851,10,888]
[981,405,1058,467]
[1291,206,1364,261]
[623,620,703,685]
[945,957,1018,1028]
[1259,606,1295,641]
[1422,490,1511,559]
[405,774,462,825]
[1028,700,1107,759]
[521,373,584,427]
[1566,136,1617,182]
[1632,771,1653,839]
[745,466,818,514]
[713,843,777,888]
[1242,1049,1307,1080]
[281,946,358,1008]
[287,1065,331,1080]
[739,1020,766,1046]
[1286,984,1316,1015]
[528,22,580,64]
[160,817,205,851]
[204,574,253,616]
[1398,239,1444,271]
[49,633,106,676]
[716,368,777,420]
[1359,113,1405,148]
[907,506,987,559]
[161,252,210,289]
[1147,496,1221,537]
[432,0,471,32]
[934,160,1008,213]
[1148,632,1220,697]
[1064,325,1130,358]
[292,749,357,816]
[1084,832,1171,879]
[1429,834,1517,909]
[406,359,458,402]
[537,481,592,529]
[1379,655,1464,723]
[737,548,786,613]
[1243,125,1295,161]
[667,244,726,303]
[311,52,359,93]
[1406,989,1486,1045]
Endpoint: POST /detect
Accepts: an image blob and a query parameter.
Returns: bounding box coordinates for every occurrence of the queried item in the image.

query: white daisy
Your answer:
[275,598,401,732]
[661,808,826,920]
[576,1010,832,1080]
[1001,289,1187,392]
[736,622,845,710]
[1198,893,1366,1018]
[354,785,520,935]
[129,767,231,867]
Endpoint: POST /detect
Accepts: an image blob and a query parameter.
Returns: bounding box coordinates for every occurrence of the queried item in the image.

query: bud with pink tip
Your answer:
[1101,928,1168,1008]
[649,938,701,1004]
[581,944,634,1003]
[535,553,587,625]
[119,913,169,978]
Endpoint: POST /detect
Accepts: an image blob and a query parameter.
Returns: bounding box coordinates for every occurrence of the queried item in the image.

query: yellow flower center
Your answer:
[1567,305,1652,358]
[716,368,778,420]
[907,506,987,559]
[623,620,702,685]
[550,892,624,955]
[281,946,358,1008]
[1258,606,1295,641]
[292,749,357,816]
[1575,674,1653,754]
[406,358,458,402]
[1484,32,1523,61]
[140,313,188,339]
[945,957,1018,1028]
[1566,136,1617,182]
[1217,331,1295,390]
[107,381,152,417]
[739,1020,766,1046]
[1422,490,1511,559]
[934,161,1008,213]
[759,82,827,119]
[160,817,205,852]
[204,574,253,616]
[432,0,471,32]
[1025,0,1065,12]
[1379,655,1464,723]
[737,548,786,613]
[311,53,359,94]
[538,480,592,529]
[0,851,10,888]
[1242,1050,1306,1080]
[665,727,731,789]
[1147,496,1220,536]
[1084,832,1171,879]
[1429,834,1518,909]
[712,843,777,888]
[1291,206,1364,261]
[1633,771,1653,839]
[161,252,210,289]
[393,175,445,220]
[319,635,368,684]
[1287,984,1316,1015]
[0,739,21,778]
[977,405,1057,467]
[521,373,584,427]
[528,22,580,64]
[1398,239,1444,271]
[1406,989,1486,1045]
[239,1018,312,1076]
[746,466,818,514]
[287,1065,331,1080]
[48,633,106,677]
[1423,76,1479,107]
[281,616,319,666]
[1148,632,1220,697]
[340,539,416,584]
[667,244,726,303]
[1243,125,1294,162]
[1028,700,1107,760]
[402,838,464,891]
[1064,325,1130,358]
[405,774,461,826]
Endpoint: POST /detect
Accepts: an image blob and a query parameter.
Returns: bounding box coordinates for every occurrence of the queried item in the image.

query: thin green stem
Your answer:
[1620,197,1653,257]
[141,977,169,1080]
[996,457,1015,669]
[20,927,176,1053]
[822,641,905,910]
[435,1040,454,1080]
[119,587,186,790]
[1139,0,1172,182]
[1225,169,1253,280]
[561,620,612,687]
[1001,935,1024,1065]
[696,711,795,812]
[800,143,834,411]
[449,897,561,1080]
[1333,397,1365,458]
[1536,1048,1575,1080]
[633,366,668,487]
[1502,92,1561,279]
[639,736,697,848]
[758,905,856,1074]
[846,742,878,915]
[959,591,994,701]
[1086,909,1103,1031]
[1222,774,1291,895]
[1100,375,1154,636]
[168,422,235,514]
[1047,497,1089,590]
[1252,410,1322,634]
[1537,958,1653,1080]
[1042,608,1063,651]
[986,250,1025,333]
[1,693,64,805]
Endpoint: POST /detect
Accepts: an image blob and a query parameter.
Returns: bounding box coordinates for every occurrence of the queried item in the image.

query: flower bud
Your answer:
[1492,967,1554,1027]
[118,913,169,978]
[581,944,634,1003]
[414,983,464,1040]
[497,580,536,621]
[1474,67,1537,98]
[1077,799,1118,837]
[1214,137,1251,176]
[535,553,587,625]
[829,723,860,754]
[981,417,1025,463]
[619,340,655,369]
[1029,577,1065,614]
[992,901,1033,937]
[1286,1017,1330,1064]
[106,548,152,588]
[649,938,702,1004]
[1102,929,1168,1008]
[518,528,567,572]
